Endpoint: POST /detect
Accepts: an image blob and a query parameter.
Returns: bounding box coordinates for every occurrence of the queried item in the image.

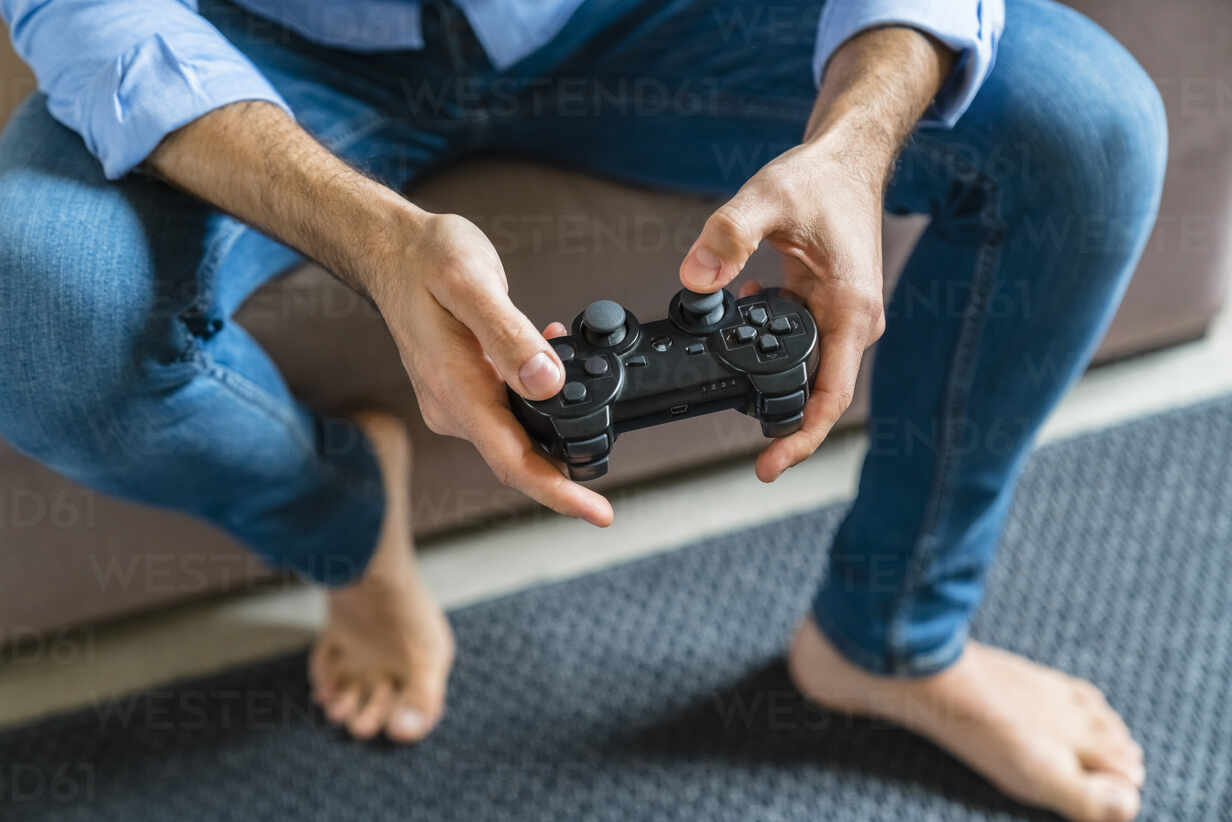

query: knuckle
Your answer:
[820,387,854,419]
[707,206,757,254]
[419,404,449,435]
[867,306,887,342]
[493,461,516,489]
[759,167,806,209]
[416,389,459,436]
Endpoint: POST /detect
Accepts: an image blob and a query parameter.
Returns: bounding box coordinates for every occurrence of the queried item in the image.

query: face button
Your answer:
[685,342,705,355]
[651,336,673,352]
[627,355,648,367]
[748,306,769,326]
[552,341,576,362]
[733,325,756,344]
[757,333,780,354]
[584,356,609,376]
[582,299,628,347]
[768,316,792,335]
[562,381,587,403]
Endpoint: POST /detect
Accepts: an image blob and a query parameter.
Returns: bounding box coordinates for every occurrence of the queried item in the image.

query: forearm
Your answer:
[146,100,424,302]
[804,27,956,181]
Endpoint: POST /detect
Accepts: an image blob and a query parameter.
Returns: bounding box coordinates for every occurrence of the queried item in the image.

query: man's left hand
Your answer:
[679,139,888,482]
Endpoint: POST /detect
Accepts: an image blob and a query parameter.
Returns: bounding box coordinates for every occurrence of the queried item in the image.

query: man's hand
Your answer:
[679,27,955,482]
[370,212,614,526]
[149,102,613,527]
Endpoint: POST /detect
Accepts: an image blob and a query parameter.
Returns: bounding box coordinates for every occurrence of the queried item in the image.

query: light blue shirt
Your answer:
[2,0,1003,180]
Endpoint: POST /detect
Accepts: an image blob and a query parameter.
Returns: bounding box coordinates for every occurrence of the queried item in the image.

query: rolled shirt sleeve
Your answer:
[813,0,1006,128]
[2,0,292,179]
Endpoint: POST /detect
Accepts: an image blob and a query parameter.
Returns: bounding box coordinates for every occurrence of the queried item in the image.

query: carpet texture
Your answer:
[2,396,1231,821]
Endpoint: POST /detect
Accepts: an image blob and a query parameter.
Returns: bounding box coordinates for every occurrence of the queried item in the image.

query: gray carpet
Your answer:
[2,396,1232,822]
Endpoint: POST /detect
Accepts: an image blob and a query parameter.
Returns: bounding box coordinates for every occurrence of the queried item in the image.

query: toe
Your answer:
[349,680,396,740]
[385,679,446,744]
[1037,758,1141,822]
[309,643,339,705]
[386,701,433,744]
[325,682,363,725]
[1078,733,1146,788]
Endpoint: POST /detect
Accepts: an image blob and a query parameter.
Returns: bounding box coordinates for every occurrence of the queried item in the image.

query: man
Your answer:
[0,0,1164,819]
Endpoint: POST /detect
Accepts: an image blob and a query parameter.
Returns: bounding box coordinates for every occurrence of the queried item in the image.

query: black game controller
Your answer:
[509,287,820,481]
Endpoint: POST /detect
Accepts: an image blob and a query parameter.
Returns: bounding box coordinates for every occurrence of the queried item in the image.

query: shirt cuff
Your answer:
[812,0,1005,128]
[62,32,292,179]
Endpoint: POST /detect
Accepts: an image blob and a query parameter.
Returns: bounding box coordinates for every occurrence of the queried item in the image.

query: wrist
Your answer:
[802,26,956,181]
[336,189,432,306]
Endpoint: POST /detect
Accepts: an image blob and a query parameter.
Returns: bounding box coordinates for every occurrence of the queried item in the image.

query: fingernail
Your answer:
[393,708,426,736]
[519,351,560,396]
[683,246,721,287]
[1130,762,1146,785]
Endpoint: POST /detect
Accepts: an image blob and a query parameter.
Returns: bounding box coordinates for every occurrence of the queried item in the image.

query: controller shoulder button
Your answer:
[568,457,609,481]
[761,411,805,438]
[762,389,806,417]
[750,363,809,395]
[553,406,612,439]
[564,432,609,462]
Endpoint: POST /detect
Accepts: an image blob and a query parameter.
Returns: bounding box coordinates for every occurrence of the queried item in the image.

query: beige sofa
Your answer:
[1,0,1230,637]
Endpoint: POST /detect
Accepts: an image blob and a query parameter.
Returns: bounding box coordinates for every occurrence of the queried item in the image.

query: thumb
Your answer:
[439,284,566,401]
[680,188,778,292]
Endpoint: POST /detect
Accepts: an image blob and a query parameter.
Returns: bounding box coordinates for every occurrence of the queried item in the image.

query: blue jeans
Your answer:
[0,0,1165,673]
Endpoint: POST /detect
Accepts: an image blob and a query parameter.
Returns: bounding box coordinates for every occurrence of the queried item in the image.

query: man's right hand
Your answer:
[369,212,614,527]
[149,102,612,527]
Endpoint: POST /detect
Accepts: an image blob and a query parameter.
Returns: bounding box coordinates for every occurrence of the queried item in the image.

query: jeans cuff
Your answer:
[811,586,968,679]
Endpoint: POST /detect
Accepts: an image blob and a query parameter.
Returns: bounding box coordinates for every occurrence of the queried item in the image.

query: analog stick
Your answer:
[678,289,726,327]
[581,299,628,347]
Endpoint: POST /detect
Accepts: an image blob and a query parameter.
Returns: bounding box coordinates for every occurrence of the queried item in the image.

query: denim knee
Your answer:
[991,0,1168,232]
[0,204,196,479]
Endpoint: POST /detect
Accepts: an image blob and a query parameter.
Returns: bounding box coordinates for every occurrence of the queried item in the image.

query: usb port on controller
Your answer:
[670,403,689,416]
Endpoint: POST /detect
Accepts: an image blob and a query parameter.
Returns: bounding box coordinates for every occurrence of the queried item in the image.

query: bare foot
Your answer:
[788,617,1144,821]
[308,411,455,743]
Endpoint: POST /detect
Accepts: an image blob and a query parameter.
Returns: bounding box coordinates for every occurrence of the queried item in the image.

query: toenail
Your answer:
[393,708,426,736]
[1102,783,1138,819]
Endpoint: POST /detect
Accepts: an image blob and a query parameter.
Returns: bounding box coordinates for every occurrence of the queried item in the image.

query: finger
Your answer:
[435,285,565,402]
[465,399,614,527]
[737,279,764,299]
[542,321,568,339]
[680,186,780,292]
[756,323,865,482]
